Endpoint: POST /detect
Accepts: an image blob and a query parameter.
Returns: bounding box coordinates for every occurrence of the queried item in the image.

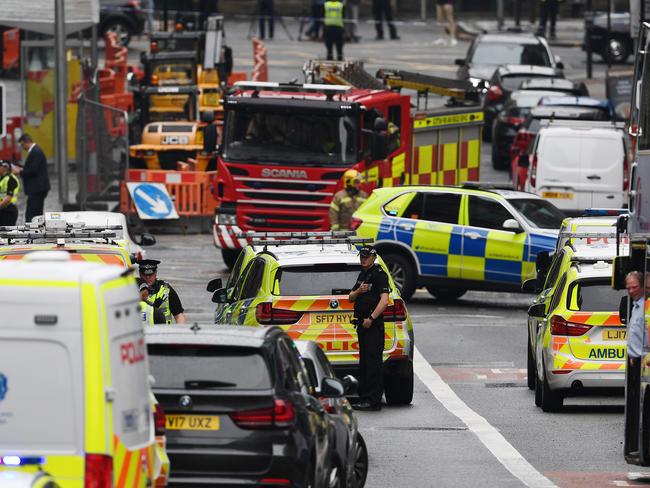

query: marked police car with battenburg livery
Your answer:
[352,183,564,300]
[207,233,415,405]
[527,228,627,412]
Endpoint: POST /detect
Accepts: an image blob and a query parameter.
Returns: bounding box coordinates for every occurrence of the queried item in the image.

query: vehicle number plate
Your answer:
[542,191,573,199]
[166,415,220,431]
[602,329,626,341]
[312,312,354,325]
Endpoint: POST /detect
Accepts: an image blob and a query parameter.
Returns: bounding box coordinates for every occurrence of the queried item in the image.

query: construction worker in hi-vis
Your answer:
[329,169,367,231]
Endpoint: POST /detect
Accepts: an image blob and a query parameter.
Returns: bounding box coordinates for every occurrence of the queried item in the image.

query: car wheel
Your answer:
[351,434,368,488]
[326,463,342,488]
[606,36,630,64]
[384,360,414,405]
[540,364,563,412]
[527,333,536,391]
[534,369,542,407]
[221,249,241,270]
[382,253,416,301]
[425,286,466,302]
[102,19,132,46]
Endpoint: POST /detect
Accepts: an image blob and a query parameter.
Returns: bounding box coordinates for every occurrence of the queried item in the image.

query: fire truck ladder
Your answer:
[303,60,384,90]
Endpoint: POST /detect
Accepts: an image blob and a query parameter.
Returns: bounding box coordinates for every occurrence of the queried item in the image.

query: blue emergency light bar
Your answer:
[0,455,45,466]
[583,208,627,217]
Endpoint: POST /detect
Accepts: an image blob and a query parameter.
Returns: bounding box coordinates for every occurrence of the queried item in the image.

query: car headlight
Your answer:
[217,213,237,226]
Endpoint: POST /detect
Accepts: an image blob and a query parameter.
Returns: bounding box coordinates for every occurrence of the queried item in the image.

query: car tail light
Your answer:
[153,402,166,436]
[550,315,592,336]
[623,153,630,191]
[255,302,303,325]
[487,85,503,101]
[502,116,525,126]
[350,216,363,231]
[85,454,113,488]
[383,299,406,321]
[230,399,295,429]
[318,397,337,414]
[529,154,538,187]
[260,478,292,486]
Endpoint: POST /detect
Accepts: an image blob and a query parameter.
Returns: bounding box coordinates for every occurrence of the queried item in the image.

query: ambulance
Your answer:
[0,252,157,486]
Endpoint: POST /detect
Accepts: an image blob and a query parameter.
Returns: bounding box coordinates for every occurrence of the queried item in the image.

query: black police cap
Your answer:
[138,259,161,275]
[358,245,377,257]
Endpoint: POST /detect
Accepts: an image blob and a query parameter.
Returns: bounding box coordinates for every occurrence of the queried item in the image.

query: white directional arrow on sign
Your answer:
[135,187,170,215]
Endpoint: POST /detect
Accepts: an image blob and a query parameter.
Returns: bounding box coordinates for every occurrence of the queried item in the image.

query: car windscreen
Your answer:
[223,107,359,166]
[501,75,554,91]
[148,344,272,390]
[508,198,566,229]
[472,42,551,67]
[567,281,625,311]
[275,264,362,296]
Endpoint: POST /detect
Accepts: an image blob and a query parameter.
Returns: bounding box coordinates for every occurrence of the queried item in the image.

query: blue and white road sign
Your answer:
[126,182,179,220]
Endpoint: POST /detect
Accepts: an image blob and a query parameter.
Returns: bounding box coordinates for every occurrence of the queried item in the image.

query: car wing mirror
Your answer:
[211,287,229,303]
[502,218,523,232]
[455,58,466,66]
[320,377,345,398]
[528,303,546,317]
[139,233,156,246]
[341,374,358,396]
[207,277,223,292]
[521,279,536,293]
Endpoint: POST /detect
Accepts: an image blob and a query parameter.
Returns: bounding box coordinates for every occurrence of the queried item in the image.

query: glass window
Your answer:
[500,75,552,91]
[387,105,402,153]
[639,50,650,150]
[226,250,247,290]
[314,347,336,377]
[471,42,551,67]
[548,273,567,313]
[467,195,514,230]
[275,264,362,296]
[301,357,319,390]
[277,339,309,394]
[147,345,272,390]
[231,260,254,301]
[543,250,564,290]
[507,198,566,229]
[422,192,462,224]
[383,192,417,217]
[567,281,626,311]
[240,259,265,299]
[402,192,424,219]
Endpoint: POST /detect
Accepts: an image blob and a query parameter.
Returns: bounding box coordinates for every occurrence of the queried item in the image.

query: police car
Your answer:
[527,229,627,411]
[352,183,564,300]
[208,234,415,405]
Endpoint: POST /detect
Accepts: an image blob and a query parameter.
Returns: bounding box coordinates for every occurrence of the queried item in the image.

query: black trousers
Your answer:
[625,356,642,454]
[0,204,17,226]
[538,0,558,35]
[372,0,397,39]
[324,26,344,61]
[357,320,384,405]
[25,192,47,223]
[258,0,274,39]
[306,4,324,37]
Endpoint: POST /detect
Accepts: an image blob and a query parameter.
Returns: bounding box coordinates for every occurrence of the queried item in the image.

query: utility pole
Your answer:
[55,0,69,205]
[586,0,593,79]
[497,0,504,30]
[421,0,426,21]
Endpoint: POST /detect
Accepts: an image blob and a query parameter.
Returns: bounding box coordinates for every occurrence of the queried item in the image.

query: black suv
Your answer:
[146,325,340,487]
[100,0,146,46]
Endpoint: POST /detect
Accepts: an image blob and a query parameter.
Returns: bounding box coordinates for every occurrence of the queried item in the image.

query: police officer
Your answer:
[329,169,367,231]
[138,259,187,324]
[323,0,344,61]
[139,282,166,325]
[537,0,563,40]
[349,245,390,411]
[0,160,20,226]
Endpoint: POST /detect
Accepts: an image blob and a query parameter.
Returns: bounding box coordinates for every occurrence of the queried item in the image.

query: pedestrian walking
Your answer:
[323,0,345,61]
[305,0,325,40]
[349,245,390,411]
[345,0,361,43]
[372,0,399,40]
[257,0,274,40]
[14,134,50,223]
[0,161,20,226]
[537,0,563,40]
[329,169,367,230]
[142,0,155,34]
[138,259,187,324]
[432,0,457,46]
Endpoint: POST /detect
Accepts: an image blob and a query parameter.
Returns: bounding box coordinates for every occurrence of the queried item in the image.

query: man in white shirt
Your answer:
[626,271,646,364]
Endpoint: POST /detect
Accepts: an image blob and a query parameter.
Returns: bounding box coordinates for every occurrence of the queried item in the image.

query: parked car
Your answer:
[525,123,628,215]
[518,77,588,96]
[538,96,615,120]
[100,0,146,46]
[491,89,569,169]
[455,31,561,85]
[297,340,368,488]
[583,11,632,63]
[483,65,564,140]
[146,325,340,487]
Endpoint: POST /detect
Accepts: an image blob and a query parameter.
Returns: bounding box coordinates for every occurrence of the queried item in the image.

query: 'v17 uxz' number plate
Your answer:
[166,415,220,431]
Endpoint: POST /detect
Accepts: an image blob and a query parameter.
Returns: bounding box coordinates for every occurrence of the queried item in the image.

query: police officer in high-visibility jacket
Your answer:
[323,0,344,61]
[139,281,166,325]
[138,259,187,324]
[329,169,367,231]
[0,160,20,226]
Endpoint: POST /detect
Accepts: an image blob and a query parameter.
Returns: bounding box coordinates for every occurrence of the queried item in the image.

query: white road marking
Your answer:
[476,374,488,380]
[414,348,557,488]
[613,481,630,486]
[491,369,503,374]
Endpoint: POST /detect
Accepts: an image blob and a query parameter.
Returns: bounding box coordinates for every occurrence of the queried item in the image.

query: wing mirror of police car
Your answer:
[206,277,223,293]
[612,255,631,290]
[521,279,537,293]
[502,219,523,232]
[139,233,156,246]
[320,377,345,398]
[341,374,359,396]
[211,287,229,303]
[454,58,466,66]
[528,303,546,317]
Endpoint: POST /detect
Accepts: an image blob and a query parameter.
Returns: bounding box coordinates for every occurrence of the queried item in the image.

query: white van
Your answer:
[526,125,627,214]
[0,252,156,487]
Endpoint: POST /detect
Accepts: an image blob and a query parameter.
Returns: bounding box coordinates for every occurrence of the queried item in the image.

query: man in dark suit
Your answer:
[14,134,50,223]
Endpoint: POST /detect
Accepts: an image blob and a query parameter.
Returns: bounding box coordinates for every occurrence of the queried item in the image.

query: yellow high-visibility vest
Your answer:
[324,1,344,28]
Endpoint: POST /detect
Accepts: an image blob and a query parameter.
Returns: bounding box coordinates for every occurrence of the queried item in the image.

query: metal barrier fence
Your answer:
[76,84,129,211]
